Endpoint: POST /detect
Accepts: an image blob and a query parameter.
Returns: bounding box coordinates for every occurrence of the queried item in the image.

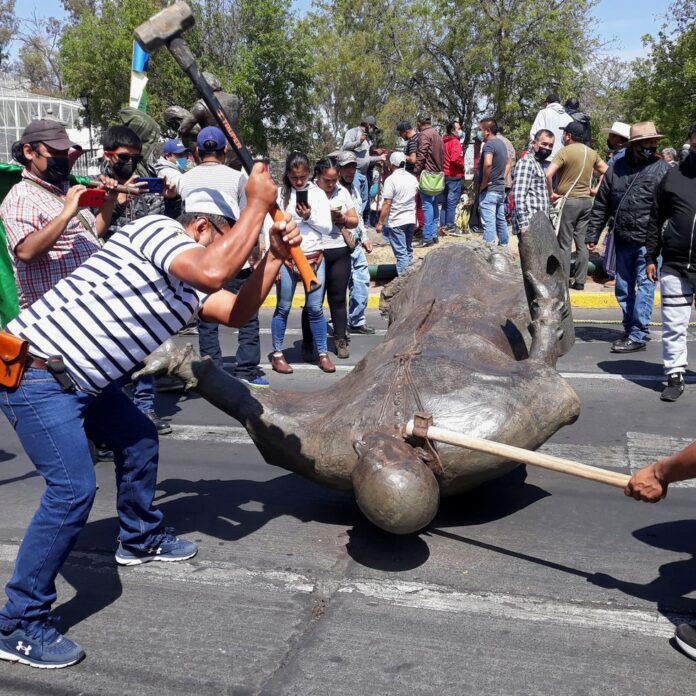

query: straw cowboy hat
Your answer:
[627,121,664,144]
[600,121,631,140]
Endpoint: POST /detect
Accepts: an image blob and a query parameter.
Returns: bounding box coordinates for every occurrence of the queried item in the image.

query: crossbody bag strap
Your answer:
[23,179,100,243]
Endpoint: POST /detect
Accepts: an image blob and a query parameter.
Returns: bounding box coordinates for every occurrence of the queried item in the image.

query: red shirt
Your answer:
[443,135,464,178]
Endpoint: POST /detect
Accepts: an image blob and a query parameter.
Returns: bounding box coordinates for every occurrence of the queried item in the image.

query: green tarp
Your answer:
[0,164,91,328]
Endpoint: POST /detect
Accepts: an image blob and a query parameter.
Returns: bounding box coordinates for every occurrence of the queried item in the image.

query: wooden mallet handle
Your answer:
[405,419,631,489]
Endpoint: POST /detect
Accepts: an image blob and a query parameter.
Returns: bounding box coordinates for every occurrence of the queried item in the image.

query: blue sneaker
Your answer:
[0,620,84,669]
[115,529,198,566]
[240,375,270,389]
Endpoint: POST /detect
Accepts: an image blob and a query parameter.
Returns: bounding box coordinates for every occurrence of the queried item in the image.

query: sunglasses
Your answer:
[105,151,144,164]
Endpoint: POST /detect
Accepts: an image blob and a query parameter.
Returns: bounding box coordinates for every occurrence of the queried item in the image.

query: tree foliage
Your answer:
[306,0,599,152]
[624,0,696,147]
[58,0,312,153]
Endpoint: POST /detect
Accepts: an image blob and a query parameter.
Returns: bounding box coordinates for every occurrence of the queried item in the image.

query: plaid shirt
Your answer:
[511,152,550,235]
[1,170,99,308]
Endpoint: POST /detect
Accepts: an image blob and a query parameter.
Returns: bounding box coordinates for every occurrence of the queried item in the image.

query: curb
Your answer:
[260,291,659,310]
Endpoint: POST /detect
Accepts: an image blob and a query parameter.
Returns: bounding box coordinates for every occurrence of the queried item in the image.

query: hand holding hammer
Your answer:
[135,2,320,293]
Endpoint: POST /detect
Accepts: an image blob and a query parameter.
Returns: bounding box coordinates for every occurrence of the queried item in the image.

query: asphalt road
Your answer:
[1,308,696,695]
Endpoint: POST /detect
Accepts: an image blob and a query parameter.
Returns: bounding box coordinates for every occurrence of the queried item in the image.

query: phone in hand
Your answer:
[77,189,106,208]
[295,189,308,207]
[133,177,165,194]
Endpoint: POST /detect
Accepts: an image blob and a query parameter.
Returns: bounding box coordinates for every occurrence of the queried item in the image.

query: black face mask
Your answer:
[535,147,552,161]
[112,160,136,180]
[39,156,70,186]
[638,146,657,160]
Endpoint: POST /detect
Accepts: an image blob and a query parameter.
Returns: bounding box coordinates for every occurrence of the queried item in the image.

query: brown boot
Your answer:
[271,352,293,374]
[318,353,336,373]
[335,338,349,359]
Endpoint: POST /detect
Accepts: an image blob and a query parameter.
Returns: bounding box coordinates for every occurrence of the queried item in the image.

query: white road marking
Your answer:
[626,432,696,487]
[168,424,252,445]
[0,543,682,639]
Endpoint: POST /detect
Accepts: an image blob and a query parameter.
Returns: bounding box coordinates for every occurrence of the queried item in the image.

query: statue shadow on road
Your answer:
[55,466,552,631]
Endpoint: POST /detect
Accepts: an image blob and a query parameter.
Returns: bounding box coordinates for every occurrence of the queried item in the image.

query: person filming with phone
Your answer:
[0,120,119,312]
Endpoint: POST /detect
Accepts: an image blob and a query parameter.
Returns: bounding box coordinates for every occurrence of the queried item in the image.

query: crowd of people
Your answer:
[1,97,696,668]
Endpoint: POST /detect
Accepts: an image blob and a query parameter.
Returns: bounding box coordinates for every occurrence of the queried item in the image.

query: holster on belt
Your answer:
[0,331,29,389]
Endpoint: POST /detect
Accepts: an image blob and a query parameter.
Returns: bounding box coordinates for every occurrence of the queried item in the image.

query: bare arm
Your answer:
[376,198,392,233]
[168,164,279,293]
[480,153,493,190]
[626,441,696,502]
[334,205,358,230]
[545,162,560,201]
[14,185,88,263]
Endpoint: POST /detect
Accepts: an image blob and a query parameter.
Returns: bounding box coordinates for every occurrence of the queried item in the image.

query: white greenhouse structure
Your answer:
[0,81,100,176]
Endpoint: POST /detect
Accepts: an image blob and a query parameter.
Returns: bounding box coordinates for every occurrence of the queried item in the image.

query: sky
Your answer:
[14,0,672,62]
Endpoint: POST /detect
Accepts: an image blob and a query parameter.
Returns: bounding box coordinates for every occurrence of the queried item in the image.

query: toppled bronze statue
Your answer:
[137,212,580,534]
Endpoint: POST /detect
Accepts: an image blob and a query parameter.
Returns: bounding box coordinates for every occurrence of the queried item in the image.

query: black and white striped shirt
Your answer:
[8,215,207,394]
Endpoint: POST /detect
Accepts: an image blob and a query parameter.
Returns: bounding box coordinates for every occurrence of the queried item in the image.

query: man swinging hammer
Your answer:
[0,165,300,668]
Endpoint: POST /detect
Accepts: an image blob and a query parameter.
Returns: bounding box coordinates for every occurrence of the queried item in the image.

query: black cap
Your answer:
[395,120,412,133]
[562,120,585,140]
[546,94,561,104]
[19,119,80,150]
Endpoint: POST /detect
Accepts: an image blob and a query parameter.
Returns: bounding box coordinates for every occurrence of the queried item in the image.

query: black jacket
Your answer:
[586,150,669,246]
[645,155,696,269]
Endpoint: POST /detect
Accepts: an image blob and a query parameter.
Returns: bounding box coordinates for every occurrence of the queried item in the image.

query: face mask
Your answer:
[476,130,484,142]
[176,156,188,171]
[639,146,657,160]
[39,155,70,186]
[112,160,135,179]
[535,147,552,161]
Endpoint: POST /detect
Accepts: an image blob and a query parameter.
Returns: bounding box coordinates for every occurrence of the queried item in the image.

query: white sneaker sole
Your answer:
[115,548,198,566]
[0,647,83,669]
[675,634,696,660]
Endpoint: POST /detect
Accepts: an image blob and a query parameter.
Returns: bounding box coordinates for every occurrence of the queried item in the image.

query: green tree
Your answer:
[624,2,696,147]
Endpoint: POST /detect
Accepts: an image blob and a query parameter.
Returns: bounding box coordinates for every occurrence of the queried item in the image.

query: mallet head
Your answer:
[134,1,195,53]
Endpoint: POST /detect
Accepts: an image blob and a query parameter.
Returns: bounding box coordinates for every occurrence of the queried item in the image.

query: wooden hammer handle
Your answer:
[405,420,631,489]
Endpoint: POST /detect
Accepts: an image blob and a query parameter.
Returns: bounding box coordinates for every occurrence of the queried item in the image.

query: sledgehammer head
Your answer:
[134,1,195,53]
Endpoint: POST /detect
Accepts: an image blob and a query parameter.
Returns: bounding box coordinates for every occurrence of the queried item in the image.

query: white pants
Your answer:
[661,272,696,376]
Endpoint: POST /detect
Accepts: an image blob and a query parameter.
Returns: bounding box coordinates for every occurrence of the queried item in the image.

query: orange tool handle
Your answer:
[271,206,320,292]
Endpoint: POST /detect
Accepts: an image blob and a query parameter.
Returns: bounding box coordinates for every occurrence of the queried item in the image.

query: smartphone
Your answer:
[77,189,106,208]
[134,177,165,194]
[295,189,308,206]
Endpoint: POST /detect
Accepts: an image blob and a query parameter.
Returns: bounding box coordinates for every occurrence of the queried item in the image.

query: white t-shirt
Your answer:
[322,184,355,250]
[382,168,419,227]
[177,162,247,220]
[277,182,332,254]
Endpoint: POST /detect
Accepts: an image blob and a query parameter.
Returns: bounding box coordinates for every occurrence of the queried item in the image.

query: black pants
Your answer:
[302,245,352,344]
[198,268,261,379]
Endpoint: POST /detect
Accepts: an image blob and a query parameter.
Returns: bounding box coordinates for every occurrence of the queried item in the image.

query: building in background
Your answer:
[0,80,100,175]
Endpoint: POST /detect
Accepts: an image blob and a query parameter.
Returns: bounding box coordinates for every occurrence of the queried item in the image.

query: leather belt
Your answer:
[26,355,48,370]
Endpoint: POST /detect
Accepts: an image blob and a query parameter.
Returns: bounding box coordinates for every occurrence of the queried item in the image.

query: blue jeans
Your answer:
[440,177,462,227]
[384,224,414,275]
[130,375,154,413]
[272,259,327,353]
[420,192,440,242]
[199,268,261,379]
[349,244,370,327]
[355,172,368,215]
[479,188,509,245]
[0,370,164,630]
[615,242,656,343]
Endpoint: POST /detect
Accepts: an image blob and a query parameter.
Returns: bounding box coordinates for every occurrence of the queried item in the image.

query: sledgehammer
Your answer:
[134,1,320,293]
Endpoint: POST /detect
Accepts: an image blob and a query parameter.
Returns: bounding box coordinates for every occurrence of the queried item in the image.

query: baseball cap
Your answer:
[196,126,226,152]
[362,116,376,126]
[561,120,585,139]
[395,120,412,134]
[19,119,80,150]
[163,139,188,155]
[389,151,406,168]
[336,151,358,167]
[184,188,239,222]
